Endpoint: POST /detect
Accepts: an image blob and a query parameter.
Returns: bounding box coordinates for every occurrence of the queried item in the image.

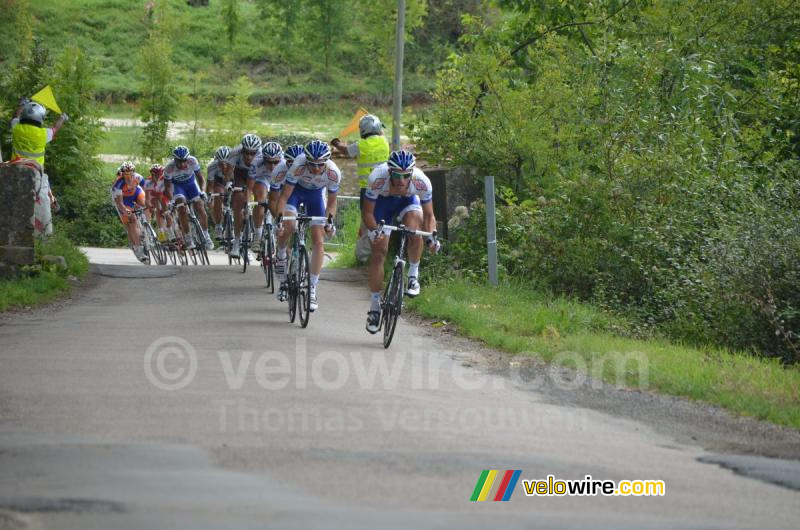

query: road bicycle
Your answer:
[166,204,189,266]
[210,188,235,260]
[277,205,331,328]
[131,207,167,265]
[173,201,210,266]
[256,201,276,292]
[374,222,437,348]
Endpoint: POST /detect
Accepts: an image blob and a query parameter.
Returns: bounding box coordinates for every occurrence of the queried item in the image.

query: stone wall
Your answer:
[424,166,481,239]
[0,164,36,278]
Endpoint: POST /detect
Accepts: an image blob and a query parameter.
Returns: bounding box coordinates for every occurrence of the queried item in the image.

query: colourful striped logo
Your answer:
[470,470,522,501]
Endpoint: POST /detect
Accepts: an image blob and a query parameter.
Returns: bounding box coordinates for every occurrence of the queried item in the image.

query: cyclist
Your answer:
[249,141,286,253]
[223,134,262,259]
[164,145,213,250]
[275,140,339,311]
[362,150,440,333]
[143,163,172,243]
[206,146,231,241]
[111,161,147,263]
[283,144,304,169]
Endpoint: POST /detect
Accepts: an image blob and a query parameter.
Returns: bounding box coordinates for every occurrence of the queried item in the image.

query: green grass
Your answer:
[326,199,363,269]
[98,126,141,155]
[408,279,800,429]
[0,234,90,312]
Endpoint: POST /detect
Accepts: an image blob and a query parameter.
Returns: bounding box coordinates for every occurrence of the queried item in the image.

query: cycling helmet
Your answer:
[120,161,136,173]
[284,144,304,162]
[21,101,46,126]
[241,133,262,153]
[150,164,164,177]
[387,150,416,173]
[262,141,283,161]
[359,114,383,138]
[304,140,331,162]
[173,145,190,161]
[214,146,231,161]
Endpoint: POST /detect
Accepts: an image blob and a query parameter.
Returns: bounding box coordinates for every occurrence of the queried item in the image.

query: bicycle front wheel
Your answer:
[262,225,275,292]
[297,246,311,328]
[382,263,404,348]
[242,218,252,273]
[287,254,298,323]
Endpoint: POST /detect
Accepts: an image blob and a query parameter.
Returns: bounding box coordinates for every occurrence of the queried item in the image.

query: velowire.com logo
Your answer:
[470,470,522,502]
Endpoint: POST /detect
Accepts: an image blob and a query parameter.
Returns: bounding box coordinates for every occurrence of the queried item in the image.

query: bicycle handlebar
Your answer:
[377,222,436,239]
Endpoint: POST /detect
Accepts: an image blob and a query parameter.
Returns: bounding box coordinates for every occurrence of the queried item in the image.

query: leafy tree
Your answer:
[138,30,177,162]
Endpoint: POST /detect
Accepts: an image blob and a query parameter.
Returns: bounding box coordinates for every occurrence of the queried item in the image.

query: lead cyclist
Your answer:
[362,150,440,333]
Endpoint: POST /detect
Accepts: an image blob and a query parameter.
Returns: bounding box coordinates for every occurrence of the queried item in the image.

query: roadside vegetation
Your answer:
[0,233,90,311]
[411,1,800,365]
[409,280,800,429]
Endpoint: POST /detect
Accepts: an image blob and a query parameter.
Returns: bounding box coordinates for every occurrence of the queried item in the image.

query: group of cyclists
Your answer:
[110,114,440,333]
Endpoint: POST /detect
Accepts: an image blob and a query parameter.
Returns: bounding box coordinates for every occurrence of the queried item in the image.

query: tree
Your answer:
[139,30,177,162]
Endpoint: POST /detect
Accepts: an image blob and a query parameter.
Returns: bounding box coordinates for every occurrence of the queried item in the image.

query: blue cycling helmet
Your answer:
[387,149,416,173]
[173,145,190,161]
[241,133,262,153]
[284,144,304,162]
[262,141,283,161]
[304,140,331,162]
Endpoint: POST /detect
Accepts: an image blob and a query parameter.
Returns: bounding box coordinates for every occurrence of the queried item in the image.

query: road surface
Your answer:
[0,248,798,529]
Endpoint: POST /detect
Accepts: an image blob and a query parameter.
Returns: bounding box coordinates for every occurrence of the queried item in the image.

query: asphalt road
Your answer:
[0,248,798,529]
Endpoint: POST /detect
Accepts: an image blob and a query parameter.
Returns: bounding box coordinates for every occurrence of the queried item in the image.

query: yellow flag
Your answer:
[338,107,369,138]
[31,85,62,114]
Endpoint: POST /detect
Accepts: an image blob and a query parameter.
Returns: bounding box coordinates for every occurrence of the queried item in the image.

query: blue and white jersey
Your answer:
[250,157,289,191]
[164,156,201,184]
[285,154,341,193]
[364,164,433,204]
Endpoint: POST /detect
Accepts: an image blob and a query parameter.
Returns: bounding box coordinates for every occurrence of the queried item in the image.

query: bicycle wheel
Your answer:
[287,253,298,323]
[224,211,234,264]
[297,246,311,328]
[241,218,252,273]
[145,223,166,265]
[262,225,275,292]
[382,263,404,348]
[189,216,209,266]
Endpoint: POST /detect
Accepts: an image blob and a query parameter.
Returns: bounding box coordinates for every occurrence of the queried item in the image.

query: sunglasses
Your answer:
[389,170,412,180]
[265,158,281,165]
[243,149,258,156]
[308,161,326,169]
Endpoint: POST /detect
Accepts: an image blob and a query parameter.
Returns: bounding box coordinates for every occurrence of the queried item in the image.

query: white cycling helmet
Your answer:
[241,134,262,153]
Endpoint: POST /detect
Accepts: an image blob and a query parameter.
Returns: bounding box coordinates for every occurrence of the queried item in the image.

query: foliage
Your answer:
[138,29,177,162]
[0,233,89,312]
[413,0,800,362]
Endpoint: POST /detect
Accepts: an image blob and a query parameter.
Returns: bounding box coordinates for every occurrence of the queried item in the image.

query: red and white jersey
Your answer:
[285,154,341,193]
[365,164,433,204]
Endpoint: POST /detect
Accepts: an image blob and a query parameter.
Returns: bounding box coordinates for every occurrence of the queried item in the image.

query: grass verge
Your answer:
[0,234,90,312]
[408,278,800,429]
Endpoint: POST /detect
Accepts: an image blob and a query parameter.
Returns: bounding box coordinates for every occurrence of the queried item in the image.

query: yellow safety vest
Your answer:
[357,135,390,179]
[12,123,48,167]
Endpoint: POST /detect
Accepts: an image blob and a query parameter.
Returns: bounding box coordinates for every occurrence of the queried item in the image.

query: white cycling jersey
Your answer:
[365,164,433,204]
[225,146,262,172]
[164,156,201,184]
[250,157,289,191]
[207,159,225,182]
[285,154,341,193]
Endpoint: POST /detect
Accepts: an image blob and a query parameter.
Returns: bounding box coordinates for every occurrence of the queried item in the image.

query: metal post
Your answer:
[485,176,498,286]
[391,0,406,150]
